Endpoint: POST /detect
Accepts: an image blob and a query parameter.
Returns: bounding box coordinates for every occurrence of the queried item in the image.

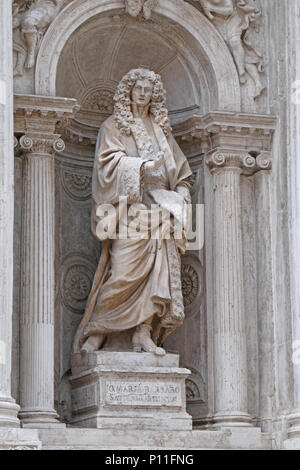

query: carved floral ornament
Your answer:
[60,254,97,314]
[61,168,92,201]
[180,255,203,317]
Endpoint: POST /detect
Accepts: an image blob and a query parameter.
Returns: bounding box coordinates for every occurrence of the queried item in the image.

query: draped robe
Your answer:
[72,113,192,353]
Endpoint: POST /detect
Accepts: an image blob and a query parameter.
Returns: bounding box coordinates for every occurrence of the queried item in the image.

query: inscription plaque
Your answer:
[104,380,182,407]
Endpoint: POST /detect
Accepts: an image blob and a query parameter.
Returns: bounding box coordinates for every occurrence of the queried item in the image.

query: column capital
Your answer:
[206,149,272,174]
[19,134,65,156]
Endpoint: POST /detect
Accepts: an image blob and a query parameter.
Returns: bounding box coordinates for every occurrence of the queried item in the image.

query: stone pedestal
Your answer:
[70,351,192,430]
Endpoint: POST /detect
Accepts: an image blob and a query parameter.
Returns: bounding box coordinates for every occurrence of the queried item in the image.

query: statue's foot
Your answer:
[81,334,105,356]
[132,324,166,356]
[25,53,35,69]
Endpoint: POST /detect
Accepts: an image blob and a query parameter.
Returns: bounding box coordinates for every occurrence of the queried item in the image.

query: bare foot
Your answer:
[81,334,105,356]
[25,52,35,69]
[132,324,166,356]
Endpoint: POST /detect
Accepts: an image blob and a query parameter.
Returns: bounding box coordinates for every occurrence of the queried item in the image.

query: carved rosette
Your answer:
[184,370,206,405]
[81,88,115,114]
[181,255,203,318]
[61,169,92,201]
[60,254,97,314]
[185,378,201,401]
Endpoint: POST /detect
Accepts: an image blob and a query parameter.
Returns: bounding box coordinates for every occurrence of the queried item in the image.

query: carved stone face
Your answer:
[125,0,143,17]
[131,78,153,107]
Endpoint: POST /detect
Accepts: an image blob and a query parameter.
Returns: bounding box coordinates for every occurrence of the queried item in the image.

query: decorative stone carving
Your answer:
[81,88,115,114]
[74,85,116,132]
[181,255,203,318]
[181,264,199,307]
[12,0,63,76]
[61,169,92,201]
[60,254,97,314]
[173,112,277,162]
[125,0,158,20]
[195,0,265,99]
[186,378,201,401]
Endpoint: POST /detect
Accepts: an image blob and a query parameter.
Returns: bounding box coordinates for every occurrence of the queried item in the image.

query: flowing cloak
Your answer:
[72,114,192,353]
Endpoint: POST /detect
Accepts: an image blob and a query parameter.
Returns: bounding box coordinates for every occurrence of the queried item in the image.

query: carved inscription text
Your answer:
[104,380,182,407]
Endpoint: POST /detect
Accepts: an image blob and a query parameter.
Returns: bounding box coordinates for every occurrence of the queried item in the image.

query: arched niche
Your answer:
[35,0,241,425]
[35,0,241,115]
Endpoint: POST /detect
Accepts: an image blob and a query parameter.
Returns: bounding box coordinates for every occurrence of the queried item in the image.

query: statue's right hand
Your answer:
[144,152,164,172]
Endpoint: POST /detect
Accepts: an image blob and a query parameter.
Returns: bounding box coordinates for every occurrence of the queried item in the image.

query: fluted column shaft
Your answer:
[207,151,255,426]
[19,135,64,427]
[0,0,20,426]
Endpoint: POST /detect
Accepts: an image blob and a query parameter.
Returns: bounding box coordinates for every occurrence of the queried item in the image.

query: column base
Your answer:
[213,411,253,427]
[19,410,65,429]
[283,408,300,448]
[287,408,300,438]
[0,398,20,427]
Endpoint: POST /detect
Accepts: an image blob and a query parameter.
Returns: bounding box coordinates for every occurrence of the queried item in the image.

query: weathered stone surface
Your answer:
[70,351,192,430]
[37,426,269,450]
[0,0,298,450]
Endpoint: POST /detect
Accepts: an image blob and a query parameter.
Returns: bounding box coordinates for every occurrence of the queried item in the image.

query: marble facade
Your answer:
[0,0,299,449]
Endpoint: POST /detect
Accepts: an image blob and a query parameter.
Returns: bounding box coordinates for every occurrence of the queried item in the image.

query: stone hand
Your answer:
[144,151,164,172]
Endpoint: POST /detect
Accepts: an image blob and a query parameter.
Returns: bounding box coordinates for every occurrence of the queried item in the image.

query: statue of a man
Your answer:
[72,68,192,357]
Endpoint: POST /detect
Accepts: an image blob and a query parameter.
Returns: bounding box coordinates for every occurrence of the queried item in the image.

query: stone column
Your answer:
[285,0,300,445]
[207,151,256,427]
[13,95,78,428]
[19,133,65,427]
[0,0,20,427]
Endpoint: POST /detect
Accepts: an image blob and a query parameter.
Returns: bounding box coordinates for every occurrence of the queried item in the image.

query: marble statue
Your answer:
[12,0,61,75]
[72,68,192,357]
[197,0,265,98]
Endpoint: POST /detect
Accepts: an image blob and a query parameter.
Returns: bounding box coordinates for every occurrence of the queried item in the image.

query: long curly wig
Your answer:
[113,68,172,137]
